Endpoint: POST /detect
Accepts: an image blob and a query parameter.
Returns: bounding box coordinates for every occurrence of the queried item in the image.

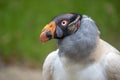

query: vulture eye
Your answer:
[61,20,68,27]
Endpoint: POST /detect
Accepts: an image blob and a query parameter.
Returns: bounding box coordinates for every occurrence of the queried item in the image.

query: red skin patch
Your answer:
[77,20,80,29]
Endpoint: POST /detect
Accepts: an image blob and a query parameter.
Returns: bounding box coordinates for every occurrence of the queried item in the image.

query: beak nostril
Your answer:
[49,22,54,28]
[50,25,52,28]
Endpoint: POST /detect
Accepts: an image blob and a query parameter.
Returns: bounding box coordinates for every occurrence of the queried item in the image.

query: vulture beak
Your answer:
[40,21,56,43]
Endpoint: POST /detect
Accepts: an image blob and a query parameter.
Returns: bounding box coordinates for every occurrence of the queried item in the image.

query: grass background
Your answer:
[0,0,120,66]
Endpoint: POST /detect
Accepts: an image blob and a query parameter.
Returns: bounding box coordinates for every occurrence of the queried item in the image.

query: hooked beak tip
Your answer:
[40,31,50,43]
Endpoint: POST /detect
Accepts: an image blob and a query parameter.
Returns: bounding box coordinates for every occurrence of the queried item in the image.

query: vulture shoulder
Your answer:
[42,49,59,80]
[104,51,120,80]
[100,39,120,80]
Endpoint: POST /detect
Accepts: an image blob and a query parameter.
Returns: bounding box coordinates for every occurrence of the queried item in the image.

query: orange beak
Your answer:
[40,21,56,43]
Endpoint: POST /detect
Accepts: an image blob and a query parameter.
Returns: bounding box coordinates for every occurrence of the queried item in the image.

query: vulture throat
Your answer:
[40,13,100,61]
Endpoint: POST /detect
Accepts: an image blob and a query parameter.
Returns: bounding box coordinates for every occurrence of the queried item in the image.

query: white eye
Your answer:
[61,20,68,26]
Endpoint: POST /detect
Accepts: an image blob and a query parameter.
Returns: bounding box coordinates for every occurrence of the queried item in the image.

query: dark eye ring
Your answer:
[61,20,68,26]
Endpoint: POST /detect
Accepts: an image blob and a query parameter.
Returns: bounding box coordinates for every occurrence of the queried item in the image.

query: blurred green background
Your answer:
[0,0,120,67]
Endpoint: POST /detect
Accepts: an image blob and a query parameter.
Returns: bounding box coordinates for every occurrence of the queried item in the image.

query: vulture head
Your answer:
[40,13,82,42]
[40,13,100,61]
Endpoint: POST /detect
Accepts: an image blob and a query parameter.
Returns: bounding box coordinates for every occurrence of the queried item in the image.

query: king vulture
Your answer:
[40,13,120,80]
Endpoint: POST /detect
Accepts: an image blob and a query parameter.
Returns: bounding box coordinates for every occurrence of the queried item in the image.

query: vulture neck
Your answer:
[56,15,100,62]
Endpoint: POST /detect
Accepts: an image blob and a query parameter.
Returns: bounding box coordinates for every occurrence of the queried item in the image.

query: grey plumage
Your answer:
[57,15,99,61]
[40,14,120,80]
